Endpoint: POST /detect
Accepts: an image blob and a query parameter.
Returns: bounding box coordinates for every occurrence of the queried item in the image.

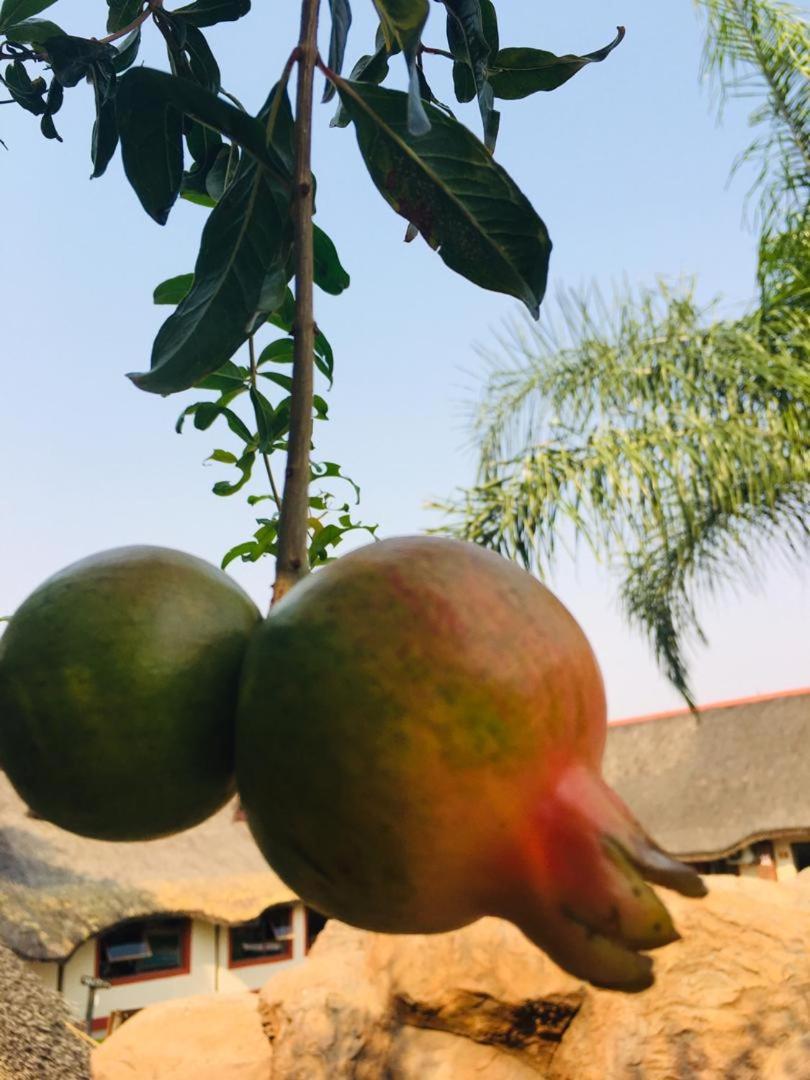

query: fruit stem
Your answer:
[273,0,322,605]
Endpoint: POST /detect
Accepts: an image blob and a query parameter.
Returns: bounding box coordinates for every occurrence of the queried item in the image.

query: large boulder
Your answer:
[259,874,810,1079]
[93,875,810,1079]
[92,993,270,1080]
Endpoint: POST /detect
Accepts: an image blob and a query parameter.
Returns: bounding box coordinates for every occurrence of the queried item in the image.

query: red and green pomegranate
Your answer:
[236,536,706,991]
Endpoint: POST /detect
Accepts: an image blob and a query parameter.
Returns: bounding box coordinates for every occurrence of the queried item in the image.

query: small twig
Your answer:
[248,335,282,510]
[273,0,321,604]
[421,44,455,61]
[96,0,164,46]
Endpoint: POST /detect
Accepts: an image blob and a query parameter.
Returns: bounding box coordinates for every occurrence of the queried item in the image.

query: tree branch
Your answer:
[273,0,321,603]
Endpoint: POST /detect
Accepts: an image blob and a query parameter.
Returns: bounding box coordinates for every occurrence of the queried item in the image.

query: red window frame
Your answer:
[95,917,192,986]
[227,905,294,969]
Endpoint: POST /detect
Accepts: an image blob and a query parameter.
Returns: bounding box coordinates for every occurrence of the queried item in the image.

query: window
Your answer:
[228,905,294,967]
[306,907,329,952]
[793,842,810,872]
[97,917,190,984]
[691,857,738,875]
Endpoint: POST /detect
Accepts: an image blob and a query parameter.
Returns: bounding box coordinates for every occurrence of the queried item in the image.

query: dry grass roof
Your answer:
[0,942,90,1078]
[604,688,810,859]
[0,775,295,962]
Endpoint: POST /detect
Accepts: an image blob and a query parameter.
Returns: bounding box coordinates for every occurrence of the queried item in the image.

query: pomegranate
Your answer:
[0,546,259,840]
[236,537,705,991]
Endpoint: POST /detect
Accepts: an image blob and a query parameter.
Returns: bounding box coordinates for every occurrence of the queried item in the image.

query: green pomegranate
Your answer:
[0,546,260,841]
[236,536,705,992]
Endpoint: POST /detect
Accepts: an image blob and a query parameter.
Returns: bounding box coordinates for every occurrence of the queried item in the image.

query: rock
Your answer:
[260,876,810,1079]
[92,993,270,1080]
[93,877,810,1078]
[761,1035,810,1080]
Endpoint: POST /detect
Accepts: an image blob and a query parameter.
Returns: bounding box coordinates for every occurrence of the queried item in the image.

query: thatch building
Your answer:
[0,774,323,1034]
[605,687,810,880]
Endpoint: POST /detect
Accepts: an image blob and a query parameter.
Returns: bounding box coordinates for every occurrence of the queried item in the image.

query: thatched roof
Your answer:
[0,942,91,1078]
[604,689,810,860]
[0,774,295,962]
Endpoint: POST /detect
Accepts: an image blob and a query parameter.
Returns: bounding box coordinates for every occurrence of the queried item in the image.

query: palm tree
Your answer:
[438,0,810,706]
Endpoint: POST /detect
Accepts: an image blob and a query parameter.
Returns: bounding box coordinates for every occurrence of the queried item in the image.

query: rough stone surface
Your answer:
[92,993,270,1080]
[93,875,810,1079]
[259,875,810,1079]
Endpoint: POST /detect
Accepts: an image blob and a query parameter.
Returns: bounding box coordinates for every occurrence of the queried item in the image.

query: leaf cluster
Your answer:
[0,1,626,575]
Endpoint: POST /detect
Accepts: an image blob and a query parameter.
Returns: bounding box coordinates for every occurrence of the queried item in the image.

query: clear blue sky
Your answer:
[1,1,807,718]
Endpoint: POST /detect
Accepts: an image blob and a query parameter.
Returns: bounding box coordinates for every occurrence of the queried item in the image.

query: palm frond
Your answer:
[697,0,810,230]
[436,284,810,702]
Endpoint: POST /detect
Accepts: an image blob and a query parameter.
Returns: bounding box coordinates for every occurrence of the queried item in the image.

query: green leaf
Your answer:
[129,87,294,394]
[201,143,237,202]
[258,338,294,365]
[451,57,475,104]
[112,29,141,74]
[250,386,277,451]
[268,396,290,440]
[208,448,238,464]
[183,25,221,92]
[212,450,255,495]
[372,0,430,135]
[315,329,334,384]
[171,0,251,28]
[311,460,361,501]
[267,288,295,333]
[480,0,497,55]
[488,27,625,100]
[3,59,46,115]
[336,79,551,316]
[40,77,62,140]
[195,359,248,392]
[443,0,499,150]
[90,66,119,178]
[330,44,390,128]
[186,118,223,175]
[116,67,289,182]
[323,0,352,102]
[0,0,56,31]
[3,17,63,43]
[313,224,350,294]
[259,370,294,393]
[222,541,258,569]
[43,35,117,88]
[180,401,253,442]
[106,0,142,33]
[154,273,194,305]
[116,72,184,224]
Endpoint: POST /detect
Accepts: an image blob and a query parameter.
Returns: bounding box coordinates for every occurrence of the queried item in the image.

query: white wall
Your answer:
[26,903,311,1029]
[60,920,217,1029]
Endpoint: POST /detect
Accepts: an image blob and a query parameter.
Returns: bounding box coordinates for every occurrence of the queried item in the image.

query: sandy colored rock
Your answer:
[261,876,810,1079]
[92,993,270,1080]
